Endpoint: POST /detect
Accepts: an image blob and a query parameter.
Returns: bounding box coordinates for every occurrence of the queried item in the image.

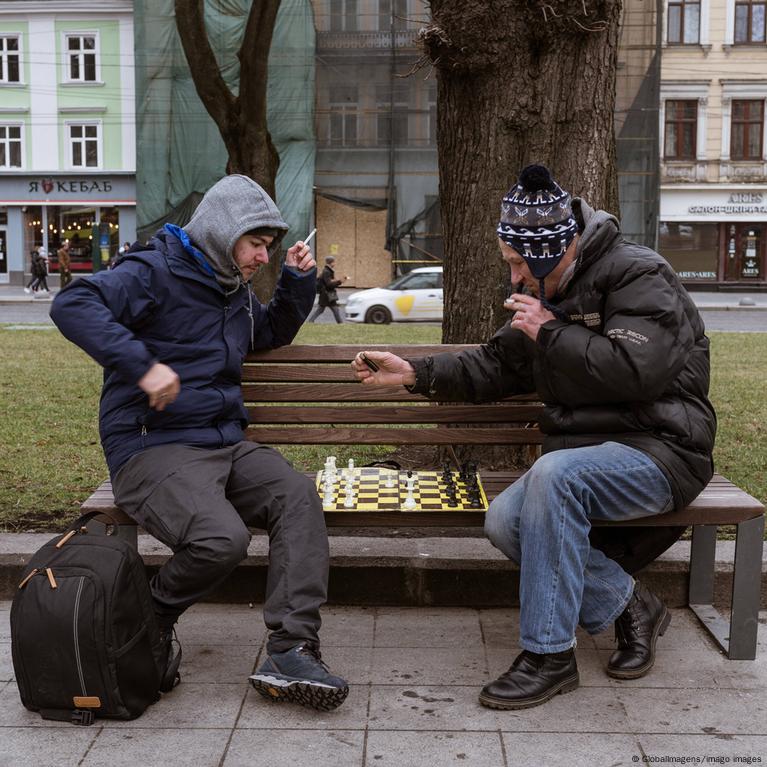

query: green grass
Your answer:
[0,324,764,531]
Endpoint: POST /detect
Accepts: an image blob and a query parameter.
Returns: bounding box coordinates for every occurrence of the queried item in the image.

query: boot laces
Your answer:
[297,642,330,672]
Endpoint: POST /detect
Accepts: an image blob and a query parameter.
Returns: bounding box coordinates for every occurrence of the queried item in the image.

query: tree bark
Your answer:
[423,0,622,344]
[174,0,283,301]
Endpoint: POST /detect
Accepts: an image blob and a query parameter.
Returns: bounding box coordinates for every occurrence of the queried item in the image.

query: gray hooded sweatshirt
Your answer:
[184,174,289,292]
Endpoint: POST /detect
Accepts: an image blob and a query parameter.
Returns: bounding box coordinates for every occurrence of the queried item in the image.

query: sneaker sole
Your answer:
[478,673,580,710]
[249,675,349,712]
[606,607,671,680]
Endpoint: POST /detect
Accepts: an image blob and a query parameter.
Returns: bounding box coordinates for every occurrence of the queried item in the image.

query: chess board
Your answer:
[315,467,488,512]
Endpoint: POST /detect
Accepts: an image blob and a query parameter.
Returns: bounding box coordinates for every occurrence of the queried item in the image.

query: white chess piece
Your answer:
[343,480,355,508]
[402,472,417,510]
[384,470,395,489]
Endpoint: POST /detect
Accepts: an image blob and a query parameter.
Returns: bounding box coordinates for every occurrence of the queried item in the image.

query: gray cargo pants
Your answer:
[112,442,328,653]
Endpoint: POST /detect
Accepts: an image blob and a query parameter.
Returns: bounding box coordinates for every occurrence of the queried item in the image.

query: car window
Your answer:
[397,273,441,290]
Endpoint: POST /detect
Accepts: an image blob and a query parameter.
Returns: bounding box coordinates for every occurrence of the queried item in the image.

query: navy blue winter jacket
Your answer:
[51,229,316,477]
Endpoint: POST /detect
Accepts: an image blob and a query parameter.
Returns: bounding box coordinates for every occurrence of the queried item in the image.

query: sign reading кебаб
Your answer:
[0,174,135,203]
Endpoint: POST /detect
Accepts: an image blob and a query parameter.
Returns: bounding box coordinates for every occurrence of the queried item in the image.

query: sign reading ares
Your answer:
[29,178,113,194]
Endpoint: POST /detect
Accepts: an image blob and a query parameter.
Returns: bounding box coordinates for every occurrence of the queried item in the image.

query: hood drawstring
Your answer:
[247,285,255,350]
[538,277,570,324]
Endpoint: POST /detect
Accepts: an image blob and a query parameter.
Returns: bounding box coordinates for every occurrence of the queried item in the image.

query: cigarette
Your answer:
[303,228,317,246]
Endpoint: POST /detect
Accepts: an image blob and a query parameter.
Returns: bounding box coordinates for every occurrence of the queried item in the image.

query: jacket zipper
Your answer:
[73,576,87,696]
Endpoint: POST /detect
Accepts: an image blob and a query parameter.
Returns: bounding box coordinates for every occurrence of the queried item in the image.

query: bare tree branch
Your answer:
[174,0,236,128]
[238,0,281,114]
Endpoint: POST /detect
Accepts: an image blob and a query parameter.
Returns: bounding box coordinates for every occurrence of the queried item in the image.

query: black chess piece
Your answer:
[447,492,458,508]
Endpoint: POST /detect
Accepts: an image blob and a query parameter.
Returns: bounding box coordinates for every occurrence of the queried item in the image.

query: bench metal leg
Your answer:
[689,518,764,660]
[729,515,764,659]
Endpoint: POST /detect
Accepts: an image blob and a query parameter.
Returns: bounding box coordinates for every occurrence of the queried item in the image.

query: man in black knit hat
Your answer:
[351,164,716,710]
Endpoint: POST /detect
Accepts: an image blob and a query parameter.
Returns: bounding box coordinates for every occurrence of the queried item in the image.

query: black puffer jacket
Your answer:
[409,200,716,560]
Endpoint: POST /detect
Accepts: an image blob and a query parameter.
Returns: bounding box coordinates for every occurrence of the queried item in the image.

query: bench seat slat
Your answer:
[247,404,544,424]
[244,426,545,445]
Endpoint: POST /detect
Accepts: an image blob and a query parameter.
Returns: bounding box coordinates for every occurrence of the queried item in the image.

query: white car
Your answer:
[344,266,443,324]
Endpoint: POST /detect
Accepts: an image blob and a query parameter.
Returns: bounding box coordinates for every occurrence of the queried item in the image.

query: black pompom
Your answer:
[518,164,554,193]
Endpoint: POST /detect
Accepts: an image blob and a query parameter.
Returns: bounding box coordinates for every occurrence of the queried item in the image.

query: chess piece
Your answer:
[384,470,395,489]
[402,471,417,510]
[343,479,355,508]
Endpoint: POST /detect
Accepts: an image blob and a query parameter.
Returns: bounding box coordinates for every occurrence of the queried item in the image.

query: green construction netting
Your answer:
[134,0,315,243]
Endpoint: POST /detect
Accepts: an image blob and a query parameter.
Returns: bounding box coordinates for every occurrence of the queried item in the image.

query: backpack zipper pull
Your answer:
[18,568,38,589]
[56,529,78,548]
[46,568,58,589]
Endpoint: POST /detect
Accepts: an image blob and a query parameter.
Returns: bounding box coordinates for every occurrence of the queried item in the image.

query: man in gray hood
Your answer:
[351,164,715,711]
[52,174,349,711]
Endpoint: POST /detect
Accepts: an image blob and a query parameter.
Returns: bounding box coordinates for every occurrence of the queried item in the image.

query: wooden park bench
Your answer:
[83,344,765,660]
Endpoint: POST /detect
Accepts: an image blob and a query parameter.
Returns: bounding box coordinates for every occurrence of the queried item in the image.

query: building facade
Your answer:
[660,0,767,287]
[0,0,135,286]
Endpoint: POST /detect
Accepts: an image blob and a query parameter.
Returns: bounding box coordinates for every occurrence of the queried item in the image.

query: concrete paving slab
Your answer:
[488,686,630,733]
[367,684,502,731]
[82,728,231,767]
[0,645,13,682]
[365,730,505,766]
[101,683,245,730]
[637,734,767,762]
[225,729,365,767]
[370,646,489,686]
[181,644,259,684]
[176,603,267,646]
[319,605,376,647]
[501,733,642,767]
[616,688,767,736]
[373,607,483,648]
[0,726,97,767]
[318,646,373,685]
[478,608,598,650]
[236,683,370,730]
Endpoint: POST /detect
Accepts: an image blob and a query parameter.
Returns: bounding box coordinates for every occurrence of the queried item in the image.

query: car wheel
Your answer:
[365,305,392,324]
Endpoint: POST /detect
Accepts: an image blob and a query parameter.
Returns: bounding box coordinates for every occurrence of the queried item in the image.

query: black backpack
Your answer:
[11,512,171,725]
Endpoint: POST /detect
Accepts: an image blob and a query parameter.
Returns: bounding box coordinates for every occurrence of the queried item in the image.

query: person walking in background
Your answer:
[57,240,72,289]
[24,247,48,294]
[308,255,346,323]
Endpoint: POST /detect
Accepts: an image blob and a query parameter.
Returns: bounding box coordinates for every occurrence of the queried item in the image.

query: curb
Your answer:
[1,534,765,608]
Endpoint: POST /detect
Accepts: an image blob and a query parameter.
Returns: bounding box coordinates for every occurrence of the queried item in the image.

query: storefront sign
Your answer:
[677,270,717,279]
[29,179,113,194]
[662,188,767,221]
[0,174,134,203]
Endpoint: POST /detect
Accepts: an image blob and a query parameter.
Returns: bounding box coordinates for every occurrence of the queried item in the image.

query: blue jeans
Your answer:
[484,442,673,654]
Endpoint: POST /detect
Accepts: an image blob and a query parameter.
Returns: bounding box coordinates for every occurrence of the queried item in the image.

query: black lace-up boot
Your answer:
[606,580,670,679]
[478,648,579,710]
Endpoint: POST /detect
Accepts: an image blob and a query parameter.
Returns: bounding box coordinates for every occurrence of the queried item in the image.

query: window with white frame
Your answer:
[68,123,100,167]
[330,0,358,31]
[65,34,98,82]
[667,0,701,43]
[0,124,22,167]
[379,0,408,31]
[376,82,409,145]
[328,85,358,146]
[0,36,21,83]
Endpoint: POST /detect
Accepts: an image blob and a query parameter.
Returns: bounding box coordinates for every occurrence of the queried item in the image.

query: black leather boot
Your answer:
[478,649,579,710]
[606,580,670,679]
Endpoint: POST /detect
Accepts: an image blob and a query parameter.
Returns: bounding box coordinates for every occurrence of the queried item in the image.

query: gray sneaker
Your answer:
[250,642,349,711]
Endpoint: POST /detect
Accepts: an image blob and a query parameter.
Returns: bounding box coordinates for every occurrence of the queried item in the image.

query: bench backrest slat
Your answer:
[245,425,544,445]
[246,344,475,362]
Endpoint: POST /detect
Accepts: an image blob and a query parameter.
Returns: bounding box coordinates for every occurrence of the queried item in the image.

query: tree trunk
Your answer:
[423,0,622,344]
[174,0,283,302]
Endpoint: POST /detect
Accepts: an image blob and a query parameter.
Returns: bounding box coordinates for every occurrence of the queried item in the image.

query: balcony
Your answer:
[661,161,709,183]
[719,161,767,183]
[316,30,420,51]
